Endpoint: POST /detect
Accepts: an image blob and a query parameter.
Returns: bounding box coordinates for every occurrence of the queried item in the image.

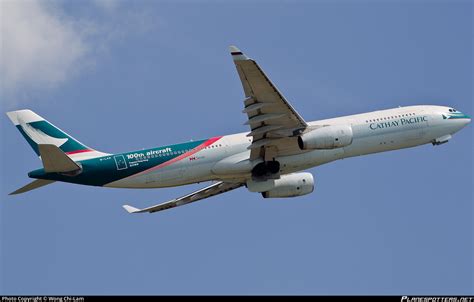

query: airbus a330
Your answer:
[7,46,471,214]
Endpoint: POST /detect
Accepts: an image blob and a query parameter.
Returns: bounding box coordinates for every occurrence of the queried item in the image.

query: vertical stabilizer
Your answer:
[6,109,109,160]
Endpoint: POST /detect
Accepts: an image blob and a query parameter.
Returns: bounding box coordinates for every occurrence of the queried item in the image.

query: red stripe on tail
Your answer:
[66,149,93,155]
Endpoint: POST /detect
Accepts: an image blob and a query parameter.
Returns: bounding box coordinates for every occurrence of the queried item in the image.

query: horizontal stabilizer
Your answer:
[9,179,55,195]
[38,144,81,173]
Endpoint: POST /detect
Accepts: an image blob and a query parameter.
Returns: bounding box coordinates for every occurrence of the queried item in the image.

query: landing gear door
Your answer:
[114,155,128,170]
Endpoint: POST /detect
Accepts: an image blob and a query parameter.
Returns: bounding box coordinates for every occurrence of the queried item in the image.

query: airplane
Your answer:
[6,46,471,214]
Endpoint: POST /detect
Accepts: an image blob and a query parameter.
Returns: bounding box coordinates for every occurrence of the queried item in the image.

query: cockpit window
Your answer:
[449,109,453,112]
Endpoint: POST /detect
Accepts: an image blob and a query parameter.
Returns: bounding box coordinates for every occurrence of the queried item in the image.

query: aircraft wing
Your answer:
[230,46,308,160]
[122,181,243,214]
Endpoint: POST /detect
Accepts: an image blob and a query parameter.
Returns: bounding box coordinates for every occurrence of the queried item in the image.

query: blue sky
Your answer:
[1,0,472,295]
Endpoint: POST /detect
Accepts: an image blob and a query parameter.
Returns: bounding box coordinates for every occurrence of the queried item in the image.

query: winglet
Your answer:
[122,205,141,214]
[229,45,249,61]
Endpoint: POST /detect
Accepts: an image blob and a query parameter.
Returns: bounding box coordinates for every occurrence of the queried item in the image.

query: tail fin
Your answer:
[6,109,108,160]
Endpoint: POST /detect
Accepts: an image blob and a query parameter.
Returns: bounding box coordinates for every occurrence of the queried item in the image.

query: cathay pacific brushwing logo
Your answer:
[19,120,68,147]
[443,112,470,120]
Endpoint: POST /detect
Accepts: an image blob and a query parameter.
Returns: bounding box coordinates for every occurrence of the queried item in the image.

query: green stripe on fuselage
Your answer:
[28,139,208,186]
[447,113,471,119]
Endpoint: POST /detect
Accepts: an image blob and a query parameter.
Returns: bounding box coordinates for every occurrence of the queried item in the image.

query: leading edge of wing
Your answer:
[122,181,243,214]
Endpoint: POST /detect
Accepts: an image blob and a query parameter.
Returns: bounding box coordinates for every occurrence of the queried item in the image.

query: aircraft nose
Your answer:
[443,111,471,131]
[456,113,471,130]
[461,113,471,126]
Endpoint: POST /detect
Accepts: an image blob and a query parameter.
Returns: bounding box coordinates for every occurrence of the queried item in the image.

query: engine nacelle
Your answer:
[298,125,353,150]
[246,172,314,198]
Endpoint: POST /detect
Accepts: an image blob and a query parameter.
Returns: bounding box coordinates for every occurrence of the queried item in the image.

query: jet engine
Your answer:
[246,172,314,198]
[298,125,353,150]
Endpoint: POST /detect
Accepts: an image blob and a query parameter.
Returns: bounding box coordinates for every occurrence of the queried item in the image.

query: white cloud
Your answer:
[0,0,92,99]
[0,0,155,104]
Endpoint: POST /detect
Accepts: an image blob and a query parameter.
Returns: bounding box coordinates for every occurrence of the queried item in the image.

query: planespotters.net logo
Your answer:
[402,297,474,302]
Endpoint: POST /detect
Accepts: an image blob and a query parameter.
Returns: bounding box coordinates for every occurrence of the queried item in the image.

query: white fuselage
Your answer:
[105,105,470,189]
